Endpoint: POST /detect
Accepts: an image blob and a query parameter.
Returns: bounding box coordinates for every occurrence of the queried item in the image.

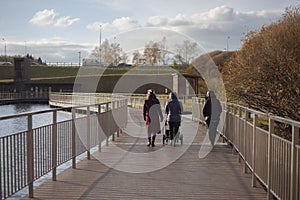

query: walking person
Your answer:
[165,92,182,145]
[143,89,163,147]
[202,91,222,145]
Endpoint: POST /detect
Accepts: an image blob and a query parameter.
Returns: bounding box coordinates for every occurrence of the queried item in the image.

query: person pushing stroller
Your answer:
[165,92,183,145]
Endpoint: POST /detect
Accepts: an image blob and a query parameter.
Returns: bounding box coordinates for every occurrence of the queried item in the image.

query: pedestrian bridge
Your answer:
[0,93,299,200]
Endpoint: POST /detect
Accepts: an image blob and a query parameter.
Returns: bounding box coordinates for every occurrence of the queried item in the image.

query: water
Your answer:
[0,103,109,199]
[0,103,71,137]
[0,104,84,199]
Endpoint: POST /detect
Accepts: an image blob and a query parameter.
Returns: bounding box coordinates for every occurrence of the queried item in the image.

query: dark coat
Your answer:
[165,93,182,122]
[143,96,163,134]
[202,96,222,127]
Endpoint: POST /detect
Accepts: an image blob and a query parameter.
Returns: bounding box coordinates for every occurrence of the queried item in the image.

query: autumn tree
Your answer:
[223,6,300,121]
[142,37,168,65]
[143,41,161,65]
[90,39,125,66]
[132,50,142,65]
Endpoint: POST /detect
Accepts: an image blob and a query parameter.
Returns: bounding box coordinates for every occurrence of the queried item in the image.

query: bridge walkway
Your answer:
[22,108,267,199]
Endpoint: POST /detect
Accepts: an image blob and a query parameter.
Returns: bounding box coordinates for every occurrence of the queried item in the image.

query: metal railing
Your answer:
[192,97,300,200]
[0,94,127,199]
[0,91,49,103]
[127,94,194,112]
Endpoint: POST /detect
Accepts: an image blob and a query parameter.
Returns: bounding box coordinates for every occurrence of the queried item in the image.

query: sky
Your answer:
[0,0,299,64]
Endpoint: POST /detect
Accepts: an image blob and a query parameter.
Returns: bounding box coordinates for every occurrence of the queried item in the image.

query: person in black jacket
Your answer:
[165,92,182,145]
[143,89,163,147]
[202,91,222,145]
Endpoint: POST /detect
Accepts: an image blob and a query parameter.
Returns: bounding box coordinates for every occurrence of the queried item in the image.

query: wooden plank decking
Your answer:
[22,108,267,199]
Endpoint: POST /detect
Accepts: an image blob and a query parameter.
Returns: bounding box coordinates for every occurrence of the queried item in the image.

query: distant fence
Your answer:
[0,91,49,104]
[127,94,194,113]
[46,62,79,67]
[192,97,300,200]
[0,94,127,199]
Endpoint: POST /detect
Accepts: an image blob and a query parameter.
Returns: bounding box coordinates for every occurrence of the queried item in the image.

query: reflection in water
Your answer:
[0,103,71,137]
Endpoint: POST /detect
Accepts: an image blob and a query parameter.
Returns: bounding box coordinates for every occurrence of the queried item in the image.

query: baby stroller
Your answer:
[162,120,183,146]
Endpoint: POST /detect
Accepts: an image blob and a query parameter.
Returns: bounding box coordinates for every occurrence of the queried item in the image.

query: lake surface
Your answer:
[0,103,71,137]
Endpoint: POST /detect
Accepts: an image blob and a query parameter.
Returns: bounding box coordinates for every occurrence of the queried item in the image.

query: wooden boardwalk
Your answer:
[22,108,267,199]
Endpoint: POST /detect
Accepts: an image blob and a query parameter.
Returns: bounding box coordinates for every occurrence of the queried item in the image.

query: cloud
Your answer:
[87,17,140,31]
[143,5,282,50]
[54,16,80,27]
[9,38,93,63]
[147,16,169,26]
[87,5,282,34]
[29,9,79,27]
[29,9,56,26]
[20,5,284,63]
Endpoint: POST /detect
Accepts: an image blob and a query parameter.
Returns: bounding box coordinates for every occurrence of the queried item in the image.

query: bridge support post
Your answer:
[106,103,109,146]
[98,105,102,152]
[237,107,242,163]
[290,125,299,200]
[72,109,76,169]
[87,106,91,160]
[27,114,34,198]
[243,110,250,173]
[232,106,237,155]
[267,118,274,199]
[52,110,57,181]
[252,114,257,187]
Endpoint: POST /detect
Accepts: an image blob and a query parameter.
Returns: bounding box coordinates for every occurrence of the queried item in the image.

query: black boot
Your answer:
[147,137,151,147]
[151,135,156,147]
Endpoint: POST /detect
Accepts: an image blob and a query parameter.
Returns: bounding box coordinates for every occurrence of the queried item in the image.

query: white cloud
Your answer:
[29,9,56,26]
[21,5,285,63]
[54,16,80,27]
[147,16,169,26]
[29,9,79,27]
[87,17,140,31]
[111,17,140,30]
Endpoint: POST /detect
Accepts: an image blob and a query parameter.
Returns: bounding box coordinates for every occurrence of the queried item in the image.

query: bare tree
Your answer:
[175,40,198,65]
[132,50,142,65]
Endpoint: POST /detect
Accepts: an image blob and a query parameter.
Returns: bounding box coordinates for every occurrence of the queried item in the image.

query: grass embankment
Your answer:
[0,65,183,84]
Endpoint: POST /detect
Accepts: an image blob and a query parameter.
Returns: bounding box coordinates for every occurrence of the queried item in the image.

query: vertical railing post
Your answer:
[237,107,242,163]
[87,106,91,160]
[267,118,274,200]
[109,101,116,142]
[290,125,299,200]
[232,105,237,155]
[252,114,257,187]
[52,110,57,181]
[98,104,102,152]
[0,139,2,200]
[244,110,249,173]
[27,114,34,198]
[72,109,76,169]
[106,103,109,146]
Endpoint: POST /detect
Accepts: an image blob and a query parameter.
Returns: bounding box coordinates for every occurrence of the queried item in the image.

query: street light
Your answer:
[24,41,27,55]
[226,36,230,52]
[2,38,6,60]
[78,51,81,66]
[99,25,102,66]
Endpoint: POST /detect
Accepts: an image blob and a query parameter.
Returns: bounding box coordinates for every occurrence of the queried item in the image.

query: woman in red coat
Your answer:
[143,89,163,147]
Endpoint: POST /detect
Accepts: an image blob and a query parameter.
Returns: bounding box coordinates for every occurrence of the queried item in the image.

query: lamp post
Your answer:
[99,25,102,66]
[25,41,27,55]
[2,38,6,61]
[226,36,230,52]
[78,51,81,66]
